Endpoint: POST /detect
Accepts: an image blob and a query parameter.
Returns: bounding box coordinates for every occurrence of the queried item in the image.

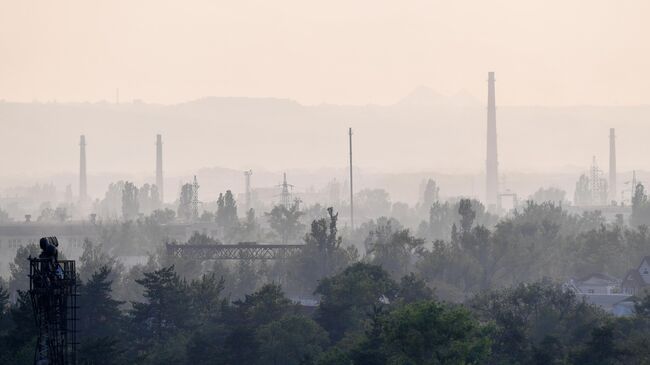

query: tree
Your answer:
[530,187,567,205]
[266,201,305,243]
[396,273,434,304]
[315,263,397,341]
[256,315,329,365]
[122,181,139,220]
[286,208,356,295]
[78,239,122,282]
[239,208,261,242]
[631,183,650,227]
[37,206,56,222]
[469,281,606,364]
[194,284,294,364]
[0,282,9,326]
[130,266,190,346]
[368,301,492,365]
[188,273,226,324]
[79,266,125,335]
[0,207,11,223]
[149,208,176,224]
[458,198,476,234]
[2,291,37,363]
[216,190,239,240]
[178,183,194,222]
[8,244,41,295]
[356,188,392,219]
[54,206,69,222]
[417,178,440,218]
[365,223,424,279]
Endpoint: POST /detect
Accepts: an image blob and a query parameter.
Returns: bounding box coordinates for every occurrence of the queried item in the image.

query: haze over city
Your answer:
[3,2,650,364]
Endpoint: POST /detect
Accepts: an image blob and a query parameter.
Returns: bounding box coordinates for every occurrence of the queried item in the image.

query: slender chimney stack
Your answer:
[156,134,164,203]
[486,72,499,211]
[609,128,617,204]
[79,135,87,201]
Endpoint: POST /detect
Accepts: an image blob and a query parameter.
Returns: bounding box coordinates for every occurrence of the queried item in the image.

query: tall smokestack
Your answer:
[609,128,617,204]
[156,134,164,203]
[486,72,499,211]
[79,135,87,201]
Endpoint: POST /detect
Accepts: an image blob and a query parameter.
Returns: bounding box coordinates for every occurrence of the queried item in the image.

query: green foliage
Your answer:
[217,190,239,240]
[8,243,41,294]
[130,266,191,346]
[79,266,125,339]
[378,301,492,365]
[396,273,434,304]
[122,181,140,220]
[530,186,567,205]
[256,315,329,365]
[286,208,356,295]
[266,201,305,243]
[149,208,176,224]
[469,281,607,364]
[78,239,123,282]
[365,223,424,279]
[631,183,650,227]
[315,263,397,341]
[178,183,195,222]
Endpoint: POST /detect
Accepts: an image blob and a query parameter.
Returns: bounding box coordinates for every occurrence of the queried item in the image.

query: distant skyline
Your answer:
[1,1,649,106]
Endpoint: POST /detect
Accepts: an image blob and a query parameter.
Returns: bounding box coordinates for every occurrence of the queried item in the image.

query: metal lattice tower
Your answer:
[589,156,607,205]
[279,173,294,208]
[29,237,78,365]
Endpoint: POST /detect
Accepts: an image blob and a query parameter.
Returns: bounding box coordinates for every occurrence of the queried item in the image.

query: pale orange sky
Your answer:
[1,0,649,106]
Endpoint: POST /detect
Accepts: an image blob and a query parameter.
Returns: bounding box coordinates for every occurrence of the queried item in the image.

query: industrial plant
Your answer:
[3,2,650,364]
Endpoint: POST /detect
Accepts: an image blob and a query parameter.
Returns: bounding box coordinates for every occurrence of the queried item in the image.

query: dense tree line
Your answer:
[5,179,650,363]
[4,260,650,364]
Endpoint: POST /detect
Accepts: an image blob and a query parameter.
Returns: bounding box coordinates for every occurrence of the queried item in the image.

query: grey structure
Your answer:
[156,134,164,203]
[609,128,617,204]
[166,243,304,260]
[79,135,87,202]
[486,72,499,211]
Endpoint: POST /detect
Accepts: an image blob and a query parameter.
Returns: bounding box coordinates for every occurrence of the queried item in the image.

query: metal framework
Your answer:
[166,243,305,260]
[29,258,77,365]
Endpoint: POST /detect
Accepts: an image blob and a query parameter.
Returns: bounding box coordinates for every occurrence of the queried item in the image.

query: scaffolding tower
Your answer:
[29,237,77,365]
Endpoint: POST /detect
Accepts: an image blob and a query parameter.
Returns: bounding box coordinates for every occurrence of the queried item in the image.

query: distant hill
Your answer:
[1,97,649,206]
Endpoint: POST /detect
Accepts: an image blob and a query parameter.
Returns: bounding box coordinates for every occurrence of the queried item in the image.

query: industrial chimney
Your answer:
[486,72,499,211]
[79,135,87,201]
[609,128,617,204]
[156,134,164,203]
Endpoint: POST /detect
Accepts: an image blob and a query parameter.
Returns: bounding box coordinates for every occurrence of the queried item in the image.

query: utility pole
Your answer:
[79,135,87,202]
[349,128,354,230]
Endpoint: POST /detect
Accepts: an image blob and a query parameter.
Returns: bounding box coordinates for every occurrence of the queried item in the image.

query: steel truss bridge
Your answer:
[166,243,305,260]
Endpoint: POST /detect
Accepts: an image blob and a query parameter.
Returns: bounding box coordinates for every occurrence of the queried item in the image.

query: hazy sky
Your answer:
[1,0,649,106]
